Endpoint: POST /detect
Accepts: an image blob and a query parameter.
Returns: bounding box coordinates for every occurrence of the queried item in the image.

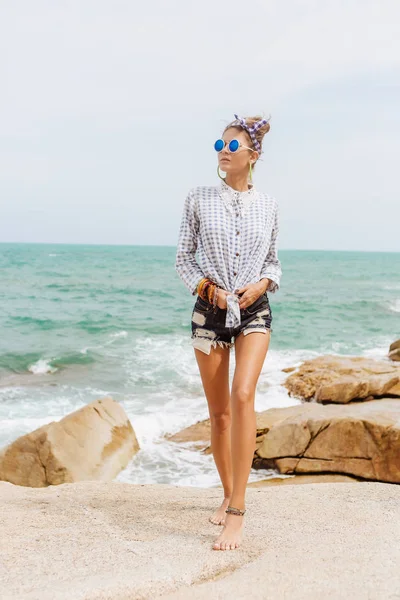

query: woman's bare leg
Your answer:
[213,330,271,550]
[194,345,232,525]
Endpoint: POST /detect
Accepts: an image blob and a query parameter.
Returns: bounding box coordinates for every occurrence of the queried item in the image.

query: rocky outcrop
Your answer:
[167,419,212,453]
[254,399,400,483]
[168,353,400,484]
[168,419,211,446]
[166,410,291,456]
[168,399,400,483]
[389,339,400,362]
[0,397,139,487]
[283,355,400,403]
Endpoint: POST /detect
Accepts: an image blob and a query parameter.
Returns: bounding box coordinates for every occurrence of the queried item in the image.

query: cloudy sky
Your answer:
[0,0,399,251]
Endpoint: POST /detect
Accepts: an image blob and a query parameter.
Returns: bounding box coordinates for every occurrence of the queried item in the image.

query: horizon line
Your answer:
[0,242,399,254]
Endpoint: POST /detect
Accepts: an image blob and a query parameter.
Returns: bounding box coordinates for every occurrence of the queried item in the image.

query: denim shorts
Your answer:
[190,292,273,355]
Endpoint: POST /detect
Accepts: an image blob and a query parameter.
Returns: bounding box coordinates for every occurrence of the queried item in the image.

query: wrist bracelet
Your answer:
[197,278,208,298]
[212,286,219,311]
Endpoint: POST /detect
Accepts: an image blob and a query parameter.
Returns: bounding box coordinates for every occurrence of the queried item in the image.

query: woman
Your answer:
[175,114,282,551]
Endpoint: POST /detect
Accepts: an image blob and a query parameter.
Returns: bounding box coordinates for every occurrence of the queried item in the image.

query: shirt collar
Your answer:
[218,180,257,213]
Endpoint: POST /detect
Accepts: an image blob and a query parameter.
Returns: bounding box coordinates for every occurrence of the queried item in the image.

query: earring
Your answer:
[249,162,253,183]
[217,165,226,180]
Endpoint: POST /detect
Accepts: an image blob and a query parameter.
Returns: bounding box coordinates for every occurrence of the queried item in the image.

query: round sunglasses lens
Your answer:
[228,139,239,152]
[214,139,224,152]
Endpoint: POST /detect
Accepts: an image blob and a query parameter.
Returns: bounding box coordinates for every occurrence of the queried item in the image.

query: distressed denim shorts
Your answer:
[191,292,273,355]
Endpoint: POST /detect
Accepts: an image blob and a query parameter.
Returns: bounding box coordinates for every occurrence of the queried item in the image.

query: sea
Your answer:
[0,243,399,487]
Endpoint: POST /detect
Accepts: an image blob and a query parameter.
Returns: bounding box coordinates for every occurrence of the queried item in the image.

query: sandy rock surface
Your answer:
[247,473,361,486]
[0,397,139,487]
[0,479,399,599]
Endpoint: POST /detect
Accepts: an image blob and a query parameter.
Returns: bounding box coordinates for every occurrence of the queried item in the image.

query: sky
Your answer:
[0,0,399,251]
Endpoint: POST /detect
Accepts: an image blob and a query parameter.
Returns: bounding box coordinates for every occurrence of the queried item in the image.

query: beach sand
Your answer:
[1,479,399,599]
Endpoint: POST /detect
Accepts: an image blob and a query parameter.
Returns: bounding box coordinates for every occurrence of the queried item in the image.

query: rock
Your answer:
[389,339,400,362]
[284,354,400,403]
[0,479,399,598]
[166,407,302,456]
[0,397,139,487]
[167,419,211,451]
[168,399,400,483]
[167,419,213,455]
[247,473,361,486]
[255,399,400,483]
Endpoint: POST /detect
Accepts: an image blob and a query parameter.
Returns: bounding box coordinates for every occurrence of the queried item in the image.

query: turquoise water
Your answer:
[0,243,399,486]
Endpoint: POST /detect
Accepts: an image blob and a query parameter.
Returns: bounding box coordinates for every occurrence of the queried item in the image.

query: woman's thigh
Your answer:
[232,330,271,398]
[194,346,231,417]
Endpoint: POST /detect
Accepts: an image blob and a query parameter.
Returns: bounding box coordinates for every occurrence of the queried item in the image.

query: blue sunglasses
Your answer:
[214,138,254,153]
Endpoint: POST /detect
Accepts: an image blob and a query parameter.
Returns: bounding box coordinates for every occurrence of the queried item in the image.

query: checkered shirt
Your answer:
[175,180,282,327]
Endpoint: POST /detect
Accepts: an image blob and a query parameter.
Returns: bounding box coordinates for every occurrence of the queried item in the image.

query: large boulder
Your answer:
[389,339,400,362]
[167,405,339,457]
[284,355,400,403]
[254,399,400,484]
[166,409,293,456]
[167,398,400,484]
[0,397,139,487]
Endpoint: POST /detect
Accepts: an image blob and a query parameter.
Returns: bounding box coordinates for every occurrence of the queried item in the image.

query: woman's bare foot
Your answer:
[209,497,231,525]
[212,511,244,550]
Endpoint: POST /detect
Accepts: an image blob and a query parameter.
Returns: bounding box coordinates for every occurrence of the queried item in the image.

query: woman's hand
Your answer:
[235,280,269,310]
[216,288,230,310]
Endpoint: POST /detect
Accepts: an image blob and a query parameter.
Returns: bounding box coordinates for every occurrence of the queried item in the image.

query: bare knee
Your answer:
[210,411,232,433]
[231,386,255,411]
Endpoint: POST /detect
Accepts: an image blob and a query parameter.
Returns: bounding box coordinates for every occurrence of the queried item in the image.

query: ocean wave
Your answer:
[75,320,127,334]
[45,283,81,291]
[109,331,128,339]
[28,359,58,375]
[8,316,67,330]
[42,286,175,298]
[39,270,70,278]
[388,299,400,313]
[131,289,175,299]
[383,284,400,291]
[0,350,97,375]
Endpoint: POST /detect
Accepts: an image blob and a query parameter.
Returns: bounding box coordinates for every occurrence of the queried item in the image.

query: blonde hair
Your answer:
[223,114,270,160]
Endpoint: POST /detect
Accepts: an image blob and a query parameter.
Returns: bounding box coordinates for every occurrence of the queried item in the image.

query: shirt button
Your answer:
[236,231,240,235]
[233,271,237,276]
[235,252,239,256]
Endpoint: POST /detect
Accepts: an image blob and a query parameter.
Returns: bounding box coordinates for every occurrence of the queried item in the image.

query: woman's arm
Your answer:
[175,189,206,295]
[259,203,282,293]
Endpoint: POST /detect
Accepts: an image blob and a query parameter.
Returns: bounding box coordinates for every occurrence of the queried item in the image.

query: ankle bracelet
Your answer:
[225,505,246,516]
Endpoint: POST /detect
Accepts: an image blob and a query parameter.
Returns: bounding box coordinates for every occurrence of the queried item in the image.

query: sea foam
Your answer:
[28,359,58,375]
